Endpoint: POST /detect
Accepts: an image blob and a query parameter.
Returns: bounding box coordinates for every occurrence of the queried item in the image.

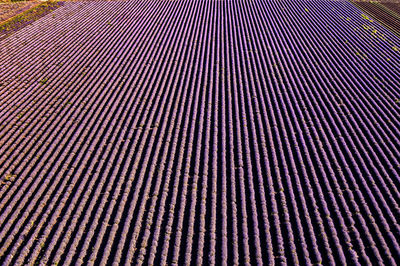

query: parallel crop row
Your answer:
[353,1,400,36]
[0,0,399,265]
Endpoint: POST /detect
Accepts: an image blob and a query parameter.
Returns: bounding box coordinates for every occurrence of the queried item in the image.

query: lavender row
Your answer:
[1,0,400,265]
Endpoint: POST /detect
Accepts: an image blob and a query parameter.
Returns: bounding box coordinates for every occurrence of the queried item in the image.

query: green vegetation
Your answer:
[39,77,49,85]
[5,174,13,181]
[4,173,16,182]
[361,13,374,22]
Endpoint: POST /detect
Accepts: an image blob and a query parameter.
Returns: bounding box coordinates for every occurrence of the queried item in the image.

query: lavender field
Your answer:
[0,0,400,264]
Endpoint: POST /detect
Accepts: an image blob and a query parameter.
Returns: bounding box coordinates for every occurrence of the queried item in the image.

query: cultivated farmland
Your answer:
[0,0,400,264]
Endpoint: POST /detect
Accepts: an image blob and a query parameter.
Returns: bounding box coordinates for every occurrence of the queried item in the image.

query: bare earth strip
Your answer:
[0,1,40,23]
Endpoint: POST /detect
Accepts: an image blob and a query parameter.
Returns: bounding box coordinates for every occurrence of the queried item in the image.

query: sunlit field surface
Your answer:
[0,0,400,264]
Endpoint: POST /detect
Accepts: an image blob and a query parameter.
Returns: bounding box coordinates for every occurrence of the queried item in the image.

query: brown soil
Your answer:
[0,1,40,23]
[0,0,125,24]
[0,0,61,40]
[381,2,400,15]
